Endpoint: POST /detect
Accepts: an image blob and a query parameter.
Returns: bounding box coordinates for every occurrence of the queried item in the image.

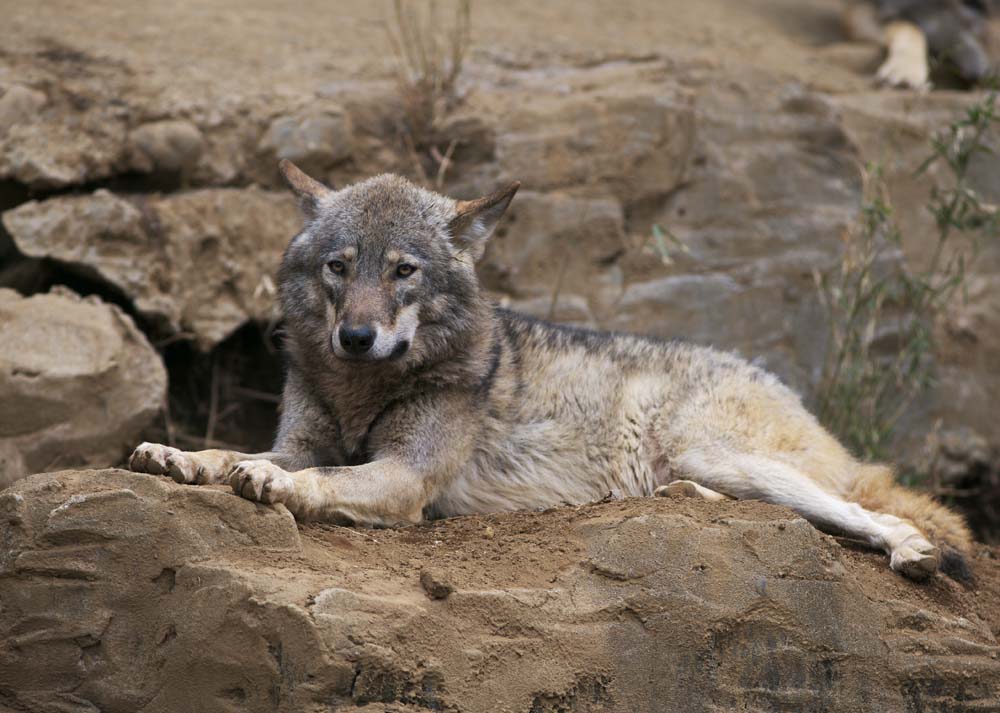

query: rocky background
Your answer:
[3,1,1000,710]
[1,0,998,538]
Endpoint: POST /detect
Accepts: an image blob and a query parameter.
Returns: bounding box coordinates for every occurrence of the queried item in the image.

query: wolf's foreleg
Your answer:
[229,458,428,526]
[232,390,479,524]
[676,449,939,580]
[131,370,341,485]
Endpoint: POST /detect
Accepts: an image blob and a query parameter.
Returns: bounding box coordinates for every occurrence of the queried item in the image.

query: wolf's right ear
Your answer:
[279,159,333,220]
[448,181,520,261]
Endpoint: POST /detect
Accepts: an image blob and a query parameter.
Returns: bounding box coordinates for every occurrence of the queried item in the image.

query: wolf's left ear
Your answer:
[448,181,520,261]
[279,159,333,220]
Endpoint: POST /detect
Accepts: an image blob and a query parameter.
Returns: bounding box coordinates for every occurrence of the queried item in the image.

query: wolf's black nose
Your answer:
[339,325,375,355]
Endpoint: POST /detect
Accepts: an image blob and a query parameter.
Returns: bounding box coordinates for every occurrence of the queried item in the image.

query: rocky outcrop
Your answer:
[0,291,166,488]
[2,188,300,349]
[2,468,998,713]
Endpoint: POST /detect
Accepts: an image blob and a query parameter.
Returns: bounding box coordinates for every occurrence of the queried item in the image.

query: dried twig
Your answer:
[231,386,282,404]
[384,0,472,185]
[204,355,221,449]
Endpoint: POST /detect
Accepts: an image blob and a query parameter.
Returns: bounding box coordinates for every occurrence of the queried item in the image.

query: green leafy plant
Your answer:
[816,93,999,461]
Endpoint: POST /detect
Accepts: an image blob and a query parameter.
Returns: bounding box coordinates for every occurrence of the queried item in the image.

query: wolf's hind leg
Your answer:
[654,480,731,502]
[676,449,939,580]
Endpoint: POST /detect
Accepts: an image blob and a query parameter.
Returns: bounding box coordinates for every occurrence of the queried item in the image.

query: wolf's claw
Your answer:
[890,534,939,580]
[230,460,295,505]
[130,442,183,478]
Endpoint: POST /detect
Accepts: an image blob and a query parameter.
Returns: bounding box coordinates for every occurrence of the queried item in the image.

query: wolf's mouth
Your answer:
[389,340,410,359]
[330,338,411,362]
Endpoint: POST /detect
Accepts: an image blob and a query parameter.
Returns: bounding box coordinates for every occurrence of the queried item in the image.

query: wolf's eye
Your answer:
[328,259,346,274]
[396,264,417,278]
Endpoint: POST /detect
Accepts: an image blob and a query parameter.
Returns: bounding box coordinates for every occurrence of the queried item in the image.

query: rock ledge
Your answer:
[1,468,998,712]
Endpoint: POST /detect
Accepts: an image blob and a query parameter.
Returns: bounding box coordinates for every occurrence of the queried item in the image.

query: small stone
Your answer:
[128,119,204,174]
[483,526,495,539]
[419,568,454,600]
[258,109,353,175]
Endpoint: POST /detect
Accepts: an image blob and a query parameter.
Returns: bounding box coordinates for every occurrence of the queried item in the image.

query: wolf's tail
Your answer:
[847,464,974,582]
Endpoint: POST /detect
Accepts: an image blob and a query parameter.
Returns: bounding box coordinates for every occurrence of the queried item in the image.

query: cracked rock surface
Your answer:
[2,469,998,712]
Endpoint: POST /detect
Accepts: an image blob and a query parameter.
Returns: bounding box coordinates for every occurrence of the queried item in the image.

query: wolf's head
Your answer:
[276,160,518,369]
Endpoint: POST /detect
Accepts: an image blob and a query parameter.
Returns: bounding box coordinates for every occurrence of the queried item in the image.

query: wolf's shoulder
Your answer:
[493,305,782,385]
[493,306,697,369]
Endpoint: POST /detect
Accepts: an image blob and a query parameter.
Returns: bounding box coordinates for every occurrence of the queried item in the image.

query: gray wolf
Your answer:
[129,160,973,582]
[844,0,999,88]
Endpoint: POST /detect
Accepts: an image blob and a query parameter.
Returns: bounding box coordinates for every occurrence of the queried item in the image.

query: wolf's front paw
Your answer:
[229,460,295,505]
[128,442,225,484]
[129,442,200,484]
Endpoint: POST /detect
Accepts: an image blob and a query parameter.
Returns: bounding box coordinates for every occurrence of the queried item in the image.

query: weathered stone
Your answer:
[127,119,204,175]
[1,187,301,349]
[0,106,129,189]
[0,291,166,487]
[1,468,998,712]
[0,84,47,134]
[419,567,454,599]
[258,108,353,176]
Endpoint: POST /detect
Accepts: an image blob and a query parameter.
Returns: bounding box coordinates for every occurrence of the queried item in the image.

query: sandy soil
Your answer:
[2,0,875,99]
[220,491,1000,640]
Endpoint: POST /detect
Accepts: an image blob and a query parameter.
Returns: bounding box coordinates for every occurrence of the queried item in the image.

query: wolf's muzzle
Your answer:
[339,325,376,356]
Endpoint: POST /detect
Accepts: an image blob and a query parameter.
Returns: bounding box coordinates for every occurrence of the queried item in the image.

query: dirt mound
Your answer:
[2,468,998,712]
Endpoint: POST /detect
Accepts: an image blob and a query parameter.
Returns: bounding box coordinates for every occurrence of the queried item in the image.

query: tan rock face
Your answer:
[0,291,166,487]
[494,77,696,202]
[1,468,998,712]
[2,188,301,349]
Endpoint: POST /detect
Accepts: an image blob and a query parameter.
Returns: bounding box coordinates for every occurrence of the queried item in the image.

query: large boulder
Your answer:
[2,468,997,712]
[0,290,166,487]
[2,187,301,349]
